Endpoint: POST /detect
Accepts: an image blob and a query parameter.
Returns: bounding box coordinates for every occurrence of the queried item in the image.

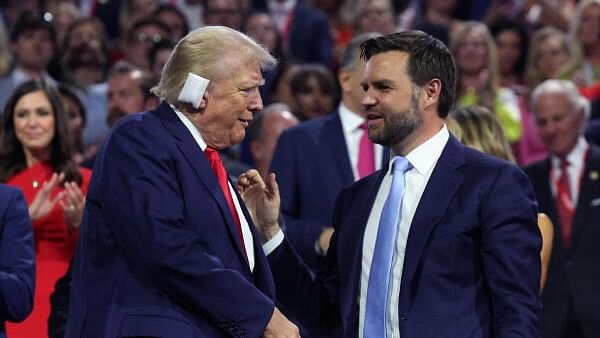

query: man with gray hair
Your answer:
[66,26,298,337]
[525,79,600,338]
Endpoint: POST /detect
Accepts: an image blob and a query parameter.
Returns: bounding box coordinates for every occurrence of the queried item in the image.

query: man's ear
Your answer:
[422,79,441,110]
[198,91,209,110]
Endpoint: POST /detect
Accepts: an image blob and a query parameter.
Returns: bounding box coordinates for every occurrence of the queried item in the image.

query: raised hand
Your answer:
[237,170,280,243]
[59,181,86,230]
[29,172,65,221]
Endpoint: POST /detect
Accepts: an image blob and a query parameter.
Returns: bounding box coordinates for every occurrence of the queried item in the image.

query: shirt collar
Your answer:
[12,68,55,85]
[389,124,450,176]
[170,103,208,151]
[551,136,588,170]
[338,102,365,134]
[268,0,296,12]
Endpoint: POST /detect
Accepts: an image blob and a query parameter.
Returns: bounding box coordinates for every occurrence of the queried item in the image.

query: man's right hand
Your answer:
[263,307,300,338]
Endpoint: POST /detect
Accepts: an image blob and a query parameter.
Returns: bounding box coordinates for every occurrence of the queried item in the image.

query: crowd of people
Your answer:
[0,0,599,337]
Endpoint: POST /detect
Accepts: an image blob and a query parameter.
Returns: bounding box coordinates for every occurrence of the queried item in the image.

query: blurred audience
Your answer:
[122,18,171,71]
[246,103,298,179]
[288,63,337,121]
[568,0,600,86]
[270,33,385,267]
[265,0,333,66]
[0,12,57,111]
[0,80,91,337]
[353,0,397,36]
[57,85,87,165]
[525,79,600,338]
[154,4,190,42]
[450,21,522,144]
[203,0,245,30]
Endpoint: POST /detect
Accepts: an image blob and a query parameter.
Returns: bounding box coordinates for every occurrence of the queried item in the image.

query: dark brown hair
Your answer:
[0,80,82,184]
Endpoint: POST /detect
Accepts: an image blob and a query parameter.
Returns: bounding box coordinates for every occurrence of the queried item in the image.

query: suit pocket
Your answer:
[119,315,198,338]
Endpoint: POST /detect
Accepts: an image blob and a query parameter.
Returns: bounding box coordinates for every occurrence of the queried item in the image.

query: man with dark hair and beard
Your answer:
[242,31,542,337]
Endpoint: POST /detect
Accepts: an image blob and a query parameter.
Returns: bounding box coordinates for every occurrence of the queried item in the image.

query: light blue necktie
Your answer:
[364,156,412,338]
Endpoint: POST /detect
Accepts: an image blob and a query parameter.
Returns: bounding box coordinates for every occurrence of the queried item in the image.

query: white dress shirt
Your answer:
[550,137,589,205]
[338,103,384,180]
[358,125,449,338]
[267,0,297,34]
[172,105,255,272]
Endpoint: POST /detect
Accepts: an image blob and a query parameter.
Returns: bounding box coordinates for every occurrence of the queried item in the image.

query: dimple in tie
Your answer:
[364,156,412,338]
[358,122,376,179]
[204,147,247,259]
[556,158,574,248]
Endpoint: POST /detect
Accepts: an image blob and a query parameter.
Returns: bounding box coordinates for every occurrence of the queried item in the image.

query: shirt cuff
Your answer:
[262,229,284,256]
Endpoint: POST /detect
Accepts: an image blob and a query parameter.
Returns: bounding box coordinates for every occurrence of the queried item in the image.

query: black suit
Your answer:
[524,143,600,338]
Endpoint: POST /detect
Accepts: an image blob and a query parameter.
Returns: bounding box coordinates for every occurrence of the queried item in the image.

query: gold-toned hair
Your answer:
[449,21,500,111]
[451,105,515,162]
[151,26,277,105]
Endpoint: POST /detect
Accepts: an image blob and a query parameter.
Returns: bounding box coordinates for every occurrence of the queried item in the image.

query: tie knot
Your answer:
[359,122,368,131]
[204,147,220,161]
[391,156,412,174]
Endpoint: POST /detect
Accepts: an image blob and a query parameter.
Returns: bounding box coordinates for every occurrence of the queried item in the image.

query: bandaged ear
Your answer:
[177,73,210,109]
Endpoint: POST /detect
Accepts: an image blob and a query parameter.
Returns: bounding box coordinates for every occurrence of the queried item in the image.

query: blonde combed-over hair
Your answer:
[151,26,276,105]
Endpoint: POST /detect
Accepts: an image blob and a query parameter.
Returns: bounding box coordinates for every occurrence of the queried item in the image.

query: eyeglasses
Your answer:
[130,32,165,45]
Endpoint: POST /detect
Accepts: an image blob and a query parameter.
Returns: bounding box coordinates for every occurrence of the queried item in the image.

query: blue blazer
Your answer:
[286,2,333,66]
[66,103,276,338]
[268,136,542,337]
[0,184,35,337]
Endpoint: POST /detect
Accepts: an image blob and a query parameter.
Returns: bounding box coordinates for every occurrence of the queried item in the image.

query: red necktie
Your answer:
[204,147,247,258]
[357,123,375,179]
[556,158,574,247]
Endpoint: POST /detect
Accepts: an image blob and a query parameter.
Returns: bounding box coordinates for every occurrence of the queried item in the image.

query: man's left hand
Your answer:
[237,170,280,242]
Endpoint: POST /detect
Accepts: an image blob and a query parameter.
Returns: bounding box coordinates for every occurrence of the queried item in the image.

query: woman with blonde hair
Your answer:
[568,0,600,86]
[450,21,522,144]
[526,27,581,92]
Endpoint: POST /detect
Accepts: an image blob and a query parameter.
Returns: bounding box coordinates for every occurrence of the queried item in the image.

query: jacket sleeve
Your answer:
[481,164,542,337]
[0,186,35,322]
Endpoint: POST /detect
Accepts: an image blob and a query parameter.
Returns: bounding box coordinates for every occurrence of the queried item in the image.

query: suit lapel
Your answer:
[398,137,466,313]
[155,103,250,265]
[569,146,600,253]
[321,112,354,184]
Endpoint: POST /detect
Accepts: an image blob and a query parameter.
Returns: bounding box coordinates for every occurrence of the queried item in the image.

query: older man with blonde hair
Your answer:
[66,26,298,338]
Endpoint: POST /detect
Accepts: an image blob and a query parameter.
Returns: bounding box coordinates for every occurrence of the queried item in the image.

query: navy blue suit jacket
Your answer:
[0,184,35,337]
[271,111,388,267]
[286,2,333,66]
[269,136,542,337]
[65,103,276,337]
[524,144,600,338]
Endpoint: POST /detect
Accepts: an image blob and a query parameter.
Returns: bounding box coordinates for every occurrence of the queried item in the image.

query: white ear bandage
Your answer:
[177,73,210,109]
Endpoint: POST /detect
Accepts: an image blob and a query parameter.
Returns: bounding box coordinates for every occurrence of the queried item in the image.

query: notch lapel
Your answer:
[155,103,250,265]
[321,112,354,183]
[398,137,466,313]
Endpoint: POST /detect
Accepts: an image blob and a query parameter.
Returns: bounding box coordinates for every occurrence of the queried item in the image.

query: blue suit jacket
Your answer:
[286,2,333,66]
[271,111,388,267]
[0,184,35,337]
[269,136,542,337]
[66,103,276,337]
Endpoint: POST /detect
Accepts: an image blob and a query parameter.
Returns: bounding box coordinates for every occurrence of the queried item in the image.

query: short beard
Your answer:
[370,86,422,147]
